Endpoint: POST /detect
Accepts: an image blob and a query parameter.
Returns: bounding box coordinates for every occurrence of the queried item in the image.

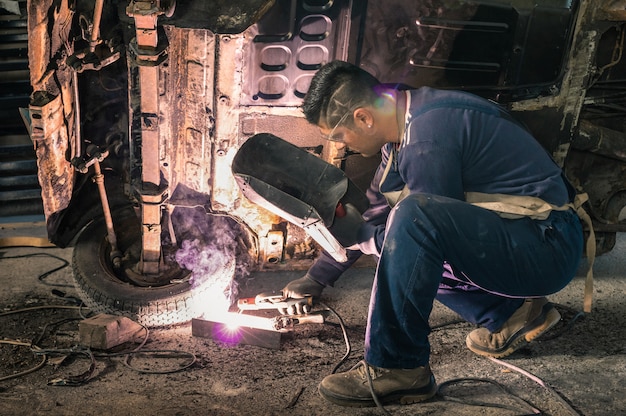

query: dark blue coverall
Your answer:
[307,87,583,369]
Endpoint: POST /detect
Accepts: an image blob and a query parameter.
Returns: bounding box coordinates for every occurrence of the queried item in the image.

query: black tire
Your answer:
[72,209,236,327]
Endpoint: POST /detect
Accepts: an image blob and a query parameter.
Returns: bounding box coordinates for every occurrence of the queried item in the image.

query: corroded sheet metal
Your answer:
[29,92,74,219]
[27,0,76,222]
[159,27,216,196]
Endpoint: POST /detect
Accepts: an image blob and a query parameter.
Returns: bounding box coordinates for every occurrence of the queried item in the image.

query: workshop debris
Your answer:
[79,313,144,350]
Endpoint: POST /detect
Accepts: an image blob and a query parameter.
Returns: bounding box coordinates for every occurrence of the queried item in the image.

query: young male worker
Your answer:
[283,60,584,407]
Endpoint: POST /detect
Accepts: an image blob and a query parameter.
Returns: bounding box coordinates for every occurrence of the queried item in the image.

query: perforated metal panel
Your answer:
[242,0,354,106]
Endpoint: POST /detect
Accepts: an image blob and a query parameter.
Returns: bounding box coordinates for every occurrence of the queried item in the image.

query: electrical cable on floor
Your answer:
[0,304,88,318]
[1,306,94,384]
[487,357,583,416]
[33,347,98,386]
[33,317,84,346]
[0,252,71,288]
[318,301,351,374]
[317,302,391,415]
[1,304,196,383]
[28,328,196,381]
[430,318,468,331]
[317,302,584,416]
[437,377,542,414]
[92,324,197,375]
[0,257,196,382]
[116,349,198,374]
[0,340,46,382]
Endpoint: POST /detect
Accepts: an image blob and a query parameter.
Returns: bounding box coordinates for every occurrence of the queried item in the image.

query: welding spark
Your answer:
[201,311,279,345]
[213,319,245,345]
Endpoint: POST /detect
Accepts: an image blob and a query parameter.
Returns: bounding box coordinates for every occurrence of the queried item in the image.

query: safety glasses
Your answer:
[326,110,353,142]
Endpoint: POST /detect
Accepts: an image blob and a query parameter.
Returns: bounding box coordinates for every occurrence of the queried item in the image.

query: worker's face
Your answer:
[320,110,384,157]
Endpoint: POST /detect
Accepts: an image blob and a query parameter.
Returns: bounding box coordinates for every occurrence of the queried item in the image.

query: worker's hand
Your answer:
[279,300,311,315]
[328,203,364,248]
[278,275,324,315]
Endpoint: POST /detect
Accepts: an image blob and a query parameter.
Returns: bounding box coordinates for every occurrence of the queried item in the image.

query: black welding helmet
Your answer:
[231,133,368,261]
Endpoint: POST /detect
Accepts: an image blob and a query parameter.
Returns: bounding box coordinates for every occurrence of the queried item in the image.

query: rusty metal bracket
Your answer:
[128,31,169,67]
[66,0,122,72]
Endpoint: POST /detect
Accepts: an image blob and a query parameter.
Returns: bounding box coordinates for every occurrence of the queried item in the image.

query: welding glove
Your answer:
[328,203,364,248]
[279,274,325,315]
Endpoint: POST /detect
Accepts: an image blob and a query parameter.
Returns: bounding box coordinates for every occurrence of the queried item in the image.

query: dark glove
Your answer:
[278,274,325,315]
[328,203,364,248]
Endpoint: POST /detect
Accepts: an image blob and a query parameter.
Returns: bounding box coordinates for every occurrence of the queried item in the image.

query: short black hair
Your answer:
[302,61,381,127]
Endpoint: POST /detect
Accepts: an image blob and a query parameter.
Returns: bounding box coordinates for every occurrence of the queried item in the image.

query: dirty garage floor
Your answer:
[1,220,625,416]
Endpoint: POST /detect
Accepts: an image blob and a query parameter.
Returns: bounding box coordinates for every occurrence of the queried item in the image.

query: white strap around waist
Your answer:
[466,192,596,313]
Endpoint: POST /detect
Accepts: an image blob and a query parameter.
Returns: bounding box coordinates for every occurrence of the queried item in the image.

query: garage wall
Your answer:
[0,1,43,220]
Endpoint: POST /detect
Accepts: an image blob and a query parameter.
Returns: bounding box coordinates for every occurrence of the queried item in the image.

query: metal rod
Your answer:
[92,158,122,268]
[90,0,105,52]
[72,70,81,160]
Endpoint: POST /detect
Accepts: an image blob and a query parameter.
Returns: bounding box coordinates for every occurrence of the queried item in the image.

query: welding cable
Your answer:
[32,346,97,386]
[0,340,46,382]
[32,317,84,347]
[487,357,583,416]
[49,291,90,319]
[360,360,393,416]
[318,302,351,374]
[0,305,89,318]
[316,304,393,415]
[436,377,542,414]
[0,252,71,288]
[312,304,583,415]
[89,325,197,375]
[116,349,197,374]
[50,289,85,306]
[430,305,583,415]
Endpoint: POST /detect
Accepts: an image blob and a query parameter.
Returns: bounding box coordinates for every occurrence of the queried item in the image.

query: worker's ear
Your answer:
[353,108,374,131]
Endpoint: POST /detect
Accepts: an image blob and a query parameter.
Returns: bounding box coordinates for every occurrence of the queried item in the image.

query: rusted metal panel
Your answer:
[159,27,216,197]
[27,0,76,223]
[29,92,74,220]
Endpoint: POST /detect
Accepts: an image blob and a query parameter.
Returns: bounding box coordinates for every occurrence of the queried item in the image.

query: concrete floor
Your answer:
[1,219,625,415]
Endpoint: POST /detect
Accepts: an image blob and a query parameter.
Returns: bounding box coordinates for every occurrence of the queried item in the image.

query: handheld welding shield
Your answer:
[231,133,369,262]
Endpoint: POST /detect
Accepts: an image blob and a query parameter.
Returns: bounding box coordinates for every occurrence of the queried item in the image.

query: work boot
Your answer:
[318,360,437,407]
[466,297,561,358]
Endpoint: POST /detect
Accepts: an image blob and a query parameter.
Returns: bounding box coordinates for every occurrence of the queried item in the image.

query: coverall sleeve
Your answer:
[308,148,393,284]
